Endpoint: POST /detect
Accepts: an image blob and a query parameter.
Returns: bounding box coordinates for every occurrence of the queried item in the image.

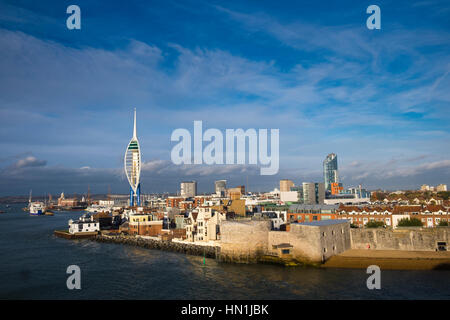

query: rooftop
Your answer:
[295,219,350,226]
[289,204,340,211]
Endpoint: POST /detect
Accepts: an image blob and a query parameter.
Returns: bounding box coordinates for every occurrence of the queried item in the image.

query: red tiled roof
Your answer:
[423,205,446,212]
[392,206,421,214]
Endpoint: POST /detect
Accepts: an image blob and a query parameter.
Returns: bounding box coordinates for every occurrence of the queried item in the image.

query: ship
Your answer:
[27,190,47,215]
[29,201,46,215]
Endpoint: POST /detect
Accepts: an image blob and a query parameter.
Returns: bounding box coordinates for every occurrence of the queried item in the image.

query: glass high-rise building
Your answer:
[323,153,338,192]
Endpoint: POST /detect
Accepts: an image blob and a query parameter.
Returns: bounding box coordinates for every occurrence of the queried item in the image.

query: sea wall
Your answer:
[350,227,450,251]
[93,234,218,258]
[218,220,271,263]
[218,220,351,263]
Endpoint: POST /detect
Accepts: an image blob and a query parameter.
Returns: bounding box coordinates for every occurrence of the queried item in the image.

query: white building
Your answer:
[184,207,226,242]
[68,214,100,234]
[99,200,115,207]
[181,181,197,198]
[280,191,299,203]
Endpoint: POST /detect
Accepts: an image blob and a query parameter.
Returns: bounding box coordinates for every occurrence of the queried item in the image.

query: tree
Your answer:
[437,191,450,200]
[397,217,423,227]
[366,221,385,228]
[438,220,449,227]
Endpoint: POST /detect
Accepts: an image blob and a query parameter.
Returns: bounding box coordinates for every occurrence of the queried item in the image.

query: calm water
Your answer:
[0,204,449,300]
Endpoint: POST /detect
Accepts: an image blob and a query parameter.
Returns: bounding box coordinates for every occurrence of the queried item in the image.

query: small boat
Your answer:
[45,211,54,216]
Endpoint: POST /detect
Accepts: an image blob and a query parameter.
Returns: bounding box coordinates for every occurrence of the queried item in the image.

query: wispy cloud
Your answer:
[13,156,47,169]
[0,1,449,194]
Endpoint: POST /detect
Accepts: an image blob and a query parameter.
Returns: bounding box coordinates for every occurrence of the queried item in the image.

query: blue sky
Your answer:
[0,0,449,195]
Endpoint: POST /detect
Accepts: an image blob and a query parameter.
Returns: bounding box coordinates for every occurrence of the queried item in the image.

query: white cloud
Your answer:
[14,156,46,169]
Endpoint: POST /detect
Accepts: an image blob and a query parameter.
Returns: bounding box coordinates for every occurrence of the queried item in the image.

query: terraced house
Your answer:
[184,207,226,242]
[287,204,449,228]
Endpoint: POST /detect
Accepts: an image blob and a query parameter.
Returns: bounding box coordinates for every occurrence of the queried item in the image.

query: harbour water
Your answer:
[0,204,449,300]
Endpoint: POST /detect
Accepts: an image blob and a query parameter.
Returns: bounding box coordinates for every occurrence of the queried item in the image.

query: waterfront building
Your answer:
[129,213,163,236]
[124,109,142,206]
[215,180,227,197]
[288,204,449,228]
[57,192,79,207]
[181,181,197,198]
[219,219,351,263]
[68,214,100,234]
[280,179,295,192]
[323,153,339,192]
[184,207,226,242]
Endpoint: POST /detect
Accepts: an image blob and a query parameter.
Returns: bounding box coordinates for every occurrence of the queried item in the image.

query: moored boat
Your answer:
[29,202,46,216]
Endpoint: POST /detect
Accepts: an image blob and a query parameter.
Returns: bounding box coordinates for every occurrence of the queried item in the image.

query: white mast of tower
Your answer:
[124,108,142,206]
